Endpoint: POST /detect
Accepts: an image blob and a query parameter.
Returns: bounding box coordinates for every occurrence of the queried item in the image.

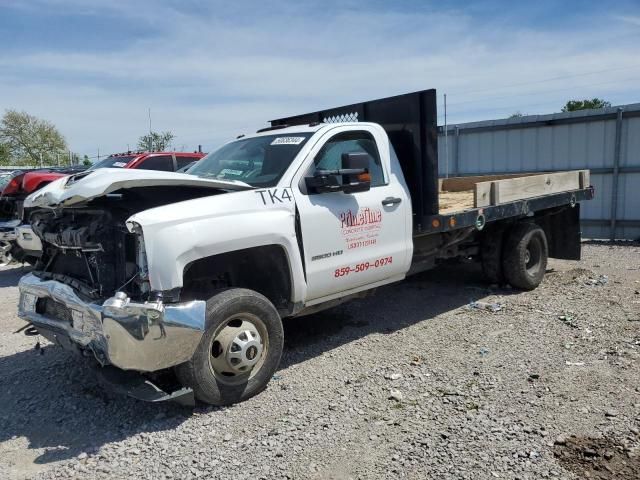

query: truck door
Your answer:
[292,126,412,302]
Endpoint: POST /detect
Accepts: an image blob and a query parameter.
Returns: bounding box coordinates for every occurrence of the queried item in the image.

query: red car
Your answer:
[90,151,206,172]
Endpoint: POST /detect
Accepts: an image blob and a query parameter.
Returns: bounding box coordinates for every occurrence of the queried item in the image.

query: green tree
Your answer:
[137,131,175,151]
[509,111,526,118]
[0,143,10,166]
[562,98,611,112]
[83,154,91,166]
[0,110,67,166]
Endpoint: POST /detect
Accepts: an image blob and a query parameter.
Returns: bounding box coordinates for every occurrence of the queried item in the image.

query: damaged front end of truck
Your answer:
[17,168,251,404]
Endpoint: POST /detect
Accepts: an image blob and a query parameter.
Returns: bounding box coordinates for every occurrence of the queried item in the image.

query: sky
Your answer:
[1,0,639,158]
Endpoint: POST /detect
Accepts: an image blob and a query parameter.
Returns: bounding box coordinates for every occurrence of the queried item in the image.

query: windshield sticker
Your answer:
[112,162,127,167]
[256,188,292,205]
[271,137,306,146]
[219,168,243,176]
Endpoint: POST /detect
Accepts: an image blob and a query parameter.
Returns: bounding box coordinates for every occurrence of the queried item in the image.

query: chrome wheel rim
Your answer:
[0,241,12,267]
[208,313,268,385]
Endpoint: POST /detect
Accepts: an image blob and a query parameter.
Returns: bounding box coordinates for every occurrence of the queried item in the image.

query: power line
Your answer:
[446,64,640,98]
[439,94,634,122]
[444,75,640,108]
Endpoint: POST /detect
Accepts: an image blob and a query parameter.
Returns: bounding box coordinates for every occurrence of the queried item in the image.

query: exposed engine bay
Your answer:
[29,185,226,301]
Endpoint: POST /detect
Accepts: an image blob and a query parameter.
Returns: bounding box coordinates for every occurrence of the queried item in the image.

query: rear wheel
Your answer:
[502,222,548,290]
[175,288,284,406]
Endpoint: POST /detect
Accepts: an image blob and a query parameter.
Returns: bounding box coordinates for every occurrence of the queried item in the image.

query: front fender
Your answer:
[127,188,306,303]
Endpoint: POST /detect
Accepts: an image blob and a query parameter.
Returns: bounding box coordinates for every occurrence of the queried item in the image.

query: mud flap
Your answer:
[536,204,581,260]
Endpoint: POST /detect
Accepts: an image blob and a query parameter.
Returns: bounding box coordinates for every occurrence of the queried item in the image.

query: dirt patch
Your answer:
[554,435,640,480]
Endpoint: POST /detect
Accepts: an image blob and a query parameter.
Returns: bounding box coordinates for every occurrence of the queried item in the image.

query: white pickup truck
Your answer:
[17,90,594,405]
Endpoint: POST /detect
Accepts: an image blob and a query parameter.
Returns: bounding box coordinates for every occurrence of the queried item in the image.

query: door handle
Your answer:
[382,196,402,206]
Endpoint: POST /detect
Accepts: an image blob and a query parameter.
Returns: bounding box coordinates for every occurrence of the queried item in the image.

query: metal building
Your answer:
[438,103,640,240]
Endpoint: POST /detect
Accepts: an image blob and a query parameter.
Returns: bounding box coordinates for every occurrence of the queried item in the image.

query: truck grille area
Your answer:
[30,208,138,300]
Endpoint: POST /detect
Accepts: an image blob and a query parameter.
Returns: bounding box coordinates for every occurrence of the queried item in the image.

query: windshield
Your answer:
[0,172,16,191]
[89,156,136,170]
[187,133,313,187]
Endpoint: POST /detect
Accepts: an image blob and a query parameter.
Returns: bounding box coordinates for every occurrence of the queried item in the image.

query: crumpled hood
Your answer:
[24,168,252,208]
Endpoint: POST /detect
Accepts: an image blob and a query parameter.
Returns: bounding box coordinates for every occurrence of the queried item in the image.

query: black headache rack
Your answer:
[271,89,439,229]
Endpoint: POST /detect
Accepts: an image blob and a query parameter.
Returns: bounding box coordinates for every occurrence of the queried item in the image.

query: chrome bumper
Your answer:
[18,273,206,372]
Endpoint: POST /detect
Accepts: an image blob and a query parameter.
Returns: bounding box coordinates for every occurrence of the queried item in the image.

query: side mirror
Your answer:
[305,173,342,194]
[341,152,371,194]
[304,152,372,194]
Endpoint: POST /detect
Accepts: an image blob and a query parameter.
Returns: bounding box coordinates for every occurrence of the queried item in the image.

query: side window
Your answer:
[136,155,174,172]
[176,156,200,170]
[312,131,385,187]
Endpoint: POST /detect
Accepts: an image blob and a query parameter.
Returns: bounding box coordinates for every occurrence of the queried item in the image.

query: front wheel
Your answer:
[175,288,284,406]
[502,222,548,290]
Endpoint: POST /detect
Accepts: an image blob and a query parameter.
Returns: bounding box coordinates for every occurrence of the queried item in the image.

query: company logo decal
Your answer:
[339,207,382,229]
[339,207,383,250]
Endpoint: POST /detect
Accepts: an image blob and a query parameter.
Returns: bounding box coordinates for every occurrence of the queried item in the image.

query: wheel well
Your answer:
[182,245,293,313]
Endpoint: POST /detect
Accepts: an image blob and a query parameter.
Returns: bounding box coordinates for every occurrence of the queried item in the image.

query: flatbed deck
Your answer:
[437,170,590,215]
[439,190,474,214]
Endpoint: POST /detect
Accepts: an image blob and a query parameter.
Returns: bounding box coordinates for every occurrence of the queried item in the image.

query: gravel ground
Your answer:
[1,242,639,480]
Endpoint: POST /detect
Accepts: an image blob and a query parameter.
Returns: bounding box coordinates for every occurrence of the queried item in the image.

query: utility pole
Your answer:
[148,108,152,151]
[39,152,43,168]
[444,93,449,179]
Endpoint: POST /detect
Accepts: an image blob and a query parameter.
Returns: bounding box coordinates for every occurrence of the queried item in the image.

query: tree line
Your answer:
[0,110,176,167]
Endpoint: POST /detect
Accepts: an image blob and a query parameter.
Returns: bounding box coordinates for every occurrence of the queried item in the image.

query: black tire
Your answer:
[175,288,284,406]
[480,224,506,284]
[502,222,548,290]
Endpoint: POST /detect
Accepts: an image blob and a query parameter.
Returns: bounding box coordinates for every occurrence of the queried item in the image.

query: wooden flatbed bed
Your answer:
[438,170,590,215]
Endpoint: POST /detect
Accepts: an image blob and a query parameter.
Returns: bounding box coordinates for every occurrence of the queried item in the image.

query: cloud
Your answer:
[1,0,639,156]
[614,14,640,27]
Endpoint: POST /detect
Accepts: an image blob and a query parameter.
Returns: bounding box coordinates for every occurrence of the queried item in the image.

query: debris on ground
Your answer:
[585,274,609,286]
[468,300,504,312]
[558,314,579,328]
[388,388,404,402]
[1,243,639,480]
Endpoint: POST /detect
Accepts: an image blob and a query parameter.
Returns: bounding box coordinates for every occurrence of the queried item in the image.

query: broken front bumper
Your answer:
[18,273,206,372]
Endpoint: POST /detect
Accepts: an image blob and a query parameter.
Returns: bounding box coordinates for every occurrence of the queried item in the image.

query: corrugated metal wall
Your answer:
[438,103,640,240]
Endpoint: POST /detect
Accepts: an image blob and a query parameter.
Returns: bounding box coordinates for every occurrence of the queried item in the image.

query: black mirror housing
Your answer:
[305,174,342,194]
[305,152,372,194]
[341,152,371,193]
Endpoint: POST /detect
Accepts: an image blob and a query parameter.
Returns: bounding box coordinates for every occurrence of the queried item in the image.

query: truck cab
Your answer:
[17,90,593,406]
